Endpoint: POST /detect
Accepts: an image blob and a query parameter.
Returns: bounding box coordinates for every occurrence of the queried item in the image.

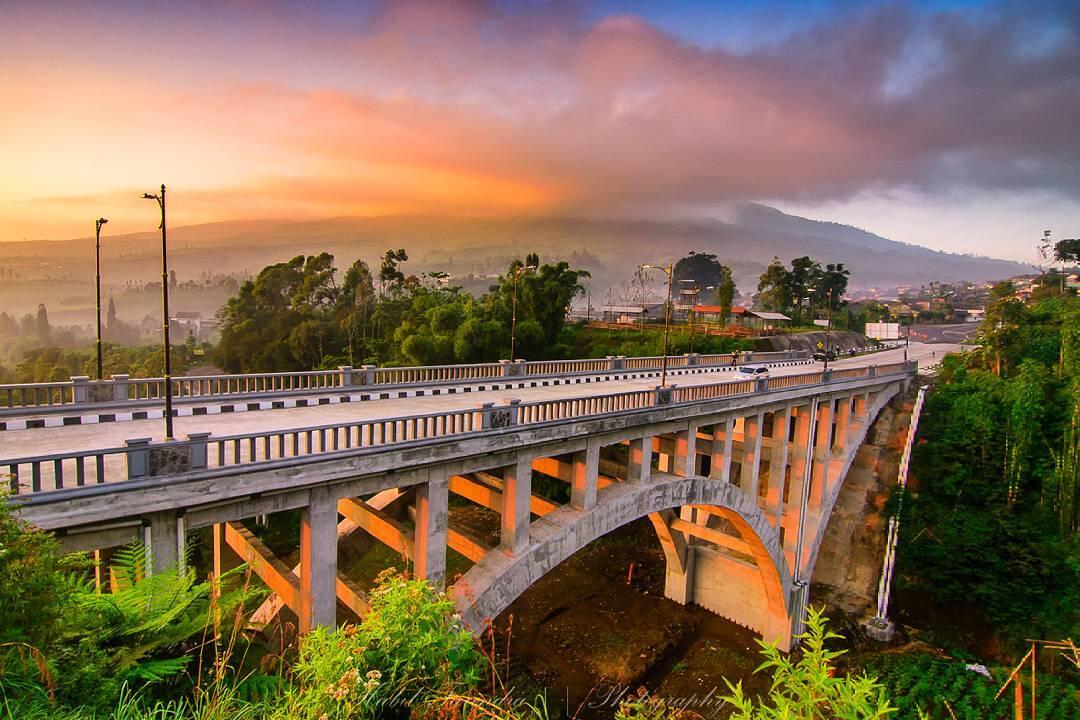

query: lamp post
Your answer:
[823,286,835,371]
[509,263,537,360]
[142,185,174,440]
[642,263,674,386]
[94,217,109,381]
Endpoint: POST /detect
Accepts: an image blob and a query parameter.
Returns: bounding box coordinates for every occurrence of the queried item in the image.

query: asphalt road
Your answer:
[907,323,980,344]
[0,342,960,460]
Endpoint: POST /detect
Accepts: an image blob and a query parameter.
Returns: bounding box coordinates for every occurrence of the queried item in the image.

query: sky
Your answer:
[1,0,1077,263]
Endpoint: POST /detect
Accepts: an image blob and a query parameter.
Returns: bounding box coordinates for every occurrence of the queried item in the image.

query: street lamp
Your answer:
[94,217,109,381]
[641,263,674,386]
[142,185,174,440]
[509,263,537,361]
[809,285,836,371]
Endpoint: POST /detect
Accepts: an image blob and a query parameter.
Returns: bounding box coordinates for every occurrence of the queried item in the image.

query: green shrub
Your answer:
[286,569,482,719]
[722,607,895,720]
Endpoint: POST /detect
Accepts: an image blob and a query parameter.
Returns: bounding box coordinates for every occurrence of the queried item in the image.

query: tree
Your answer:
[168,269,177,291]
[106,297,118,331]
[35,303,50,341]
[673,251,736,322]
[1054,238,1080,264]
[756,257,791,313]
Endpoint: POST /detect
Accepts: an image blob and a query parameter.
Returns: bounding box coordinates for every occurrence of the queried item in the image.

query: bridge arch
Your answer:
[450,472,795,647]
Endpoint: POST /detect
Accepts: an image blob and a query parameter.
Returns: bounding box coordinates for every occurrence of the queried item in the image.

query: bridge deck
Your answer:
[0,344,951,461]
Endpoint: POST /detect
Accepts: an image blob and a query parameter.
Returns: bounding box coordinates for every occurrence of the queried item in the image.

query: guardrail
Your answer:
[0,350,807,412]
[2,360,916,496]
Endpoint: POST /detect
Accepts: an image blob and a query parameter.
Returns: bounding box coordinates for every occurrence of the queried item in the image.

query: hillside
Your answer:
[0,206,1033,324]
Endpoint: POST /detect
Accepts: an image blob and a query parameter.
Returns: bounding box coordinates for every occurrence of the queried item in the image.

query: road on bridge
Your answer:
[0,342,957,459]
[909,323,980,344]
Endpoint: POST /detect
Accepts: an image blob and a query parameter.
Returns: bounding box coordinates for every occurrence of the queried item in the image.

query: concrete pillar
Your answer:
[500,455,532,555]
[666,545,696,604]
[72,376,91,404]
[145,510,183,576]
[299,487,339,632]
[650,510,694,605]
[627,434,653,484]
[338,365,353,386]
[414,475,449,590]
[833,395,852,451]
[126,438,151,479]
[710,417,735,484]
[673,423,699,477]
[187,432,210,471]
[741,412,764,498]
[853,392,869,420]
[768,406,792,522]
[571,441,600,510]
[112,374,130,402]
[763,607,796,653]
[784,405,813,557]
[360,364,377,385]
[810,400,834,507]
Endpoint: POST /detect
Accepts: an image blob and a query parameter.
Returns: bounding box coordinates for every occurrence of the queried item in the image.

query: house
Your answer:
[600,304,664,324]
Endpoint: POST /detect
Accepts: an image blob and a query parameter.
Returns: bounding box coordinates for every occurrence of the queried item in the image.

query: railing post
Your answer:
[71,376,90,404]
[500,359,526,377]
[501,398,521,426]
[112,374,130,402]
[480,401,515,429]
[338,365,353,387]
[607,355,626,371]
[360,364,376,385]
[685,353,700,366]
[126,438,151,479]
[822,369,833,383]
[187,432,210,471]
[756,377,769,392]
[654,385,673,405]
[867,366,877,378]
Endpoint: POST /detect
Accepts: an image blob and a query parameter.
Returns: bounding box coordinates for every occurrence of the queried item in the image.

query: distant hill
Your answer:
[0,206,1033,320]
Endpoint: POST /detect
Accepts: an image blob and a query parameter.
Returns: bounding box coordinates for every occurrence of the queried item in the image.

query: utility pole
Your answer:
[94,217,109,381]
[641,263,673,387]
[143,185,174,440]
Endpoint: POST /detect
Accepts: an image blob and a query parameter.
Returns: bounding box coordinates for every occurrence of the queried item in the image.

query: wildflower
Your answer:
[366,669,381,680]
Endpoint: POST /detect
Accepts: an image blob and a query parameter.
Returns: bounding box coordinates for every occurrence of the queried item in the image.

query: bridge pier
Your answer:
[500,455,533,555]
[298,487,338,632]
[144,510,184,576]
[414,474,449,590]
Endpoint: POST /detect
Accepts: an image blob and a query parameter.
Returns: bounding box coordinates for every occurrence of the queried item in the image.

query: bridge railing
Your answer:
[0,350,809,413]
[2,360,914,496]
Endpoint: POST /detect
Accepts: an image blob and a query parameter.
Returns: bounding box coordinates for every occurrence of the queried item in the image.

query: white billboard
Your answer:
[865,322,901,340]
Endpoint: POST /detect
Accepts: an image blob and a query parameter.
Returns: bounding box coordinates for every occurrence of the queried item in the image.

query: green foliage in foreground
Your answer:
[284,569,483,720]
[720,607,894,720]
[868,653,1080,720]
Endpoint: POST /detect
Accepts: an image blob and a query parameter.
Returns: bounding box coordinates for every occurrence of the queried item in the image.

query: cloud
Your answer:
[4,0,1080,233]
[232,0,1080,217]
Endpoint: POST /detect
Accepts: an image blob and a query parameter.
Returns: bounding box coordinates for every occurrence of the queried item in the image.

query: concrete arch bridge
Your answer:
[10,361,914,651]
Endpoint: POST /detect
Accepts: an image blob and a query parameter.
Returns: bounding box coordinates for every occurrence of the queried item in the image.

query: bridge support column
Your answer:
[144,511,184,576]
[767,406,792,525]
[741,411,764,499]
[674,423,699,477]
[571,440,600,510]
[414,475,449,589]
[810,400,834,508]
[853,392,869,421]
[627,434,653,484]
[833,395,852,451]
[500,455,532,555]
[648,509,694,605]
[299,486,338,632]
[710,417,734,484]
[783,404,813,561]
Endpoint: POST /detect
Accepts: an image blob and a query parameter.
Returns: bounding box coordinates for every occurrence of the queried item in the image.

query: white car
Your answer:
[736,364,770,378]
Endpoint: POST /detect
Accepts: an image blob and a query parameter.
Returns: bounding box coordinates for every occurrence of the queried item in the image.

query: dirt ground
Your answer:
[489,520,772,719]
